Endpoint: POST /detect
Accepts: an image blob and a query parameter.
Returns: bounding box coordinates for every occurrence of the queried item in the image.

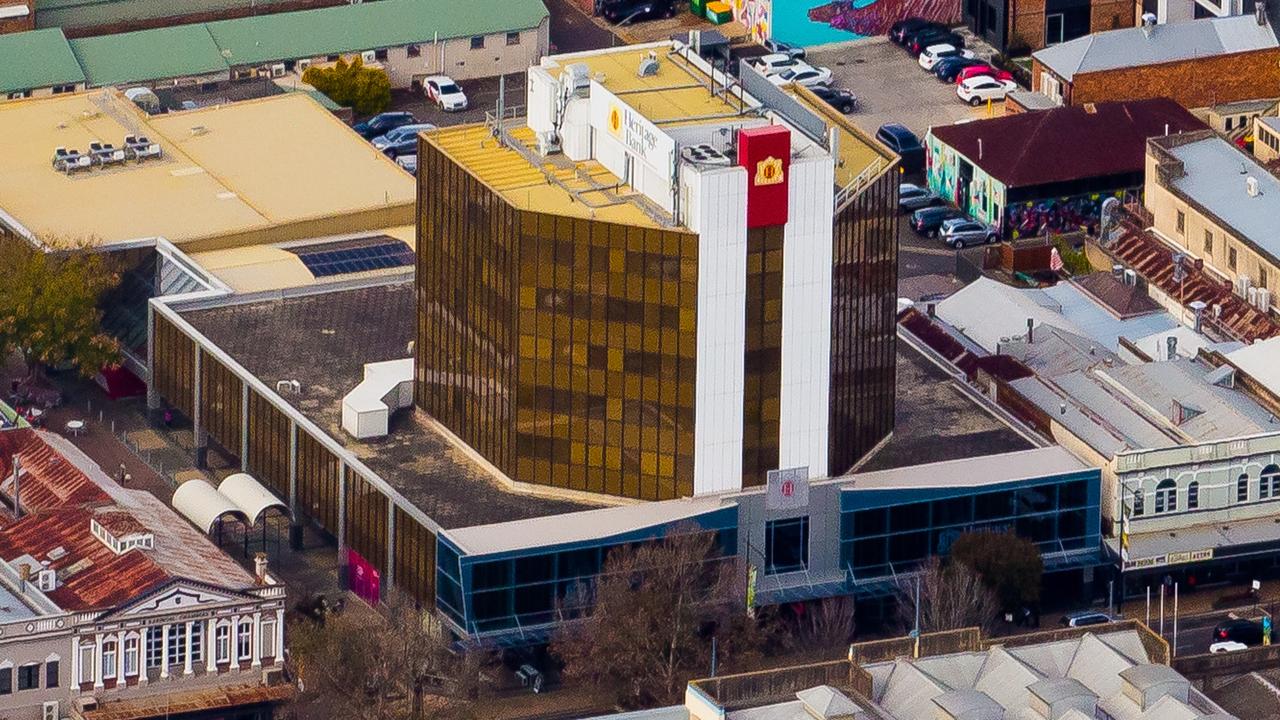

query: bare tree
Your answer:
[550,528,767,709]
[789,596,857,655]
[895,557,1000,635]
[290,590,479,720]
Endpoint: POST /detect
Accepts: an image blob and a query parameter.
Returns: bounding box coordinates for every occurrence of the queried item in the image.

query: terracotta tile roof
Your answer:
[0,428,254,612]
[929,98,1206,188]
[1103,218,1280,343]
[78,682,294,720]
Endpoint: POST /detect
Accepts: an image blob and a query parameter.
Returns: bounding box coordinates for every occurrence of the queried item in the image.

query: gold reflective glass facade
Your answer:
[742,225,784,486]
[417,140,698,501]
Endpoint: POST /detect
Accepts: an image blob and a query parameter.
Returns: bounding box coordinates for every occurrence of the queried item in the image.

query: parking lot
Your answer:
[805,37,1006,140]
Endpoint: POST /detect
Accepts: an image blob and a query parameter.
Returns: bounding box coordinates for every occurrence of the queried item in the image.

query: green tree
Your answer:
[950,530,1044,610]
[303,56,391,116]
[550,529,769,709]
[0,239,119,382]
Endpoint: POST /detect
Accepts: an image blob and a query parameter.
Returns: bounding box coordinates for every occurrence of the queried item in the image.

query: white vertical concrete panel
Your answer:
[778,156,834,477]
[693,165,749,494]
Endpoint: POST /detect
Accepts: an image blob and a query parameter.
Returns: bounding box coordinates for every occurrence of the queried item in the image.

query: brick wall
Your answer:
[1007,0,1133,51]
[0,1,35,34]
[1063,47,1280,108]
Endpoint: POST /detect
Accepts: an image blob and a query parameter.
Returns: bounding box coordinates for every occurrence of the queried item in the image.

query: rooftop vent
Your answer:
[638,51,660,77]
[189,125,209,137]
[276,379,301,395]
[680,143,731,167]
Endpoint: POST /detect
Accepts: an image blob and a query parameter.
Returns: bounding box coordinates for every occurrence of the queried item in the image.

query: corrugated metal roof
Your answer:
[1034,15,1279,81]
[69,24,229,87]
[0,429,254,611]
[205,0,548,67]
[0,27,84,94]
[1161,135,1280,260]
[1100,359,1278,440]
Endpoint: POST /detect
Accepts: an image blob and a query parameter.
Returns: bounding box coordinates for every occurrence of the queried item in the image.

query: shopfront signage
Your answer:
[1122,547,1213,571]
[766,466,809,510]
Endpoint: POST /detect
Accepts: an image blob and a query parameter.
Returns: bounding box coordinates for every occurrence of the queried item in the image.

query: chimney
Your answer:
[1027,318,1035,343]
[1141,12,1157,35]
[18,563,30,593]
[1166,336,1177,360]
[10,456,19,520]
[1189,300,1207,332]
[254,552,269,586]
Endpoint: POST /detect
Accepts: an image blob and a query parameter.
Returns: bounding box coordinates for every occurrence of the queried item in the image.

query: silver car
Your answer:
[939,217,998,248]
[899,183,941,212]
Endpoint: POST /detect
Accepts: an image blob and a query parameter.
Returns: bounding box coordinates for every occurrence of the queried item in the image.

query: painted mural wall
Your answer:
[730,0,774,42]
[778,0,960,45]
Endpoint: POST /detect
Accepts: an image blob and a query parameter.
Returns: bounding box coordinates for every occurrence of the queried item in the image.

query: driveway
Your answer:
[387,73,528,129]
[804,37,1006,140]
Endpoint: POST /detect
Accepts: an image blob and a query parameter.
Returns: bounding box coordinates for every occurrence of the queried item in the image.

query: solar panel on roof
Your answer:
[294,240,414,278]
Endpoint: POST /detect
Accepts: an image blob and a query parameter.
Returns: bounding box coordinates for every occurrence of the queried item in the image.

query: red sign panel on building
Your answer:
[737,125,791,228]
[347,548,380,606]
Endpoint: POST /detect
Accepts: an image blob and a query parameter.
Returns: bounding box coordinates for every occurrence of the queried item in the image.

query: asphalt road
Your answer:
[1138,608,1270,657]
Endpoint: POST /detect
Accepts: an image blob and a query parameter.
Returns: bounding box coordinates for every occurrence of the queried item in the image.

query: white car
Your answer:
[768,63,833,87]
[1209,641,1248,654]
[423,75,468,111]
[750,53,804,76]
[396,154,417,174]
[957,75,1019,106]
[918,44,974,71]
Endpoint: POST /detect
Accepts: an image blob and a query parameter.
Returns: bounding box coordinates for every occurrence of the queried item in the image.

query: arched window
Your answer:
[1238,474,1250,503]
[1132,486,1145,516]
[1187,481,1200,510]
[1155,479,1177,514]
[1263,465,1280,500]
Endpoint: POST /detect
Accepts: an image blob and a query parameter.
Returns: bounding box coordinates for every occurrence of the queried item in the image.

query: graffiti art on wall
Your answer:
[804,0,960,39]
[730,0,773,42]
[1004,191,1133,239]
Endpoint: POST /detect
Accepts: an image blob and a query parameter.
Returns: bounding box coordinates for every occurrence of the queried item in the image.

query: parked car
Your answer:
[396,154,417,174]
[769,63,833,87]
[760,38,806,60]
[875,123,925,174]
[352,111,416,140]
[956,64,1015,85]
[890,17,940,44]
[918,44,974,71]
[911,205,964,237]
[424,76,468,111]
[749,52,805,76]
[371,123,437,157]
[1214,619,1264,646]
[809,85,858,113]
[908,28,964,56]
[1209,640,1249,654]
[898,183,940,211]
[601,0,677,23]
[1059,610,1114,628]
[939,217,998,248]
[957,75,1019,106]
[934,56,986,82]
[900,22,950,49]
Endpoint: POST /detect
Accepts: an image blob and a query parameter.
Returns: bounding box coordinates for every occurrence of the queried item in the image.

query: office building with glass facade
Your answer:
[417,41,900,502]
[434,447,1106,643]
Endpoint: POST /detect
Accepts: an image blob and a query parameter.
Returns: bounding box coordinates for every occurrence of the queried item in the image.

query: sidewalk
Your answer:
[1117,579,1280,619]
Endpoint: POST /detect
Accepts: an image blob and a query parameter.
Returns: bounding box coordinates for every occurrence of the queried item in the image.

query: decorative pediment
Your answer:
[113,581,248,618]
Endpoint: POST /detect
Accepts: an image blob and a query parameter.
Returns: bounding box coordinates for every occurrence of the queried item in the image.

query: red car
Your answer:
[955,65,1014,85]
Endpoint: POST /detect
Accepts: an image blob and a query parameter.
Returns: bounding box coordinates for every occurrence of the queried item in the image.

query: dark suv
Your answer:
[908,28,965,56]
[911,205,963,237]
[890,18,941,44]
[1214,619,1264,646]
[352,111,416,140]
[876,123,925,174]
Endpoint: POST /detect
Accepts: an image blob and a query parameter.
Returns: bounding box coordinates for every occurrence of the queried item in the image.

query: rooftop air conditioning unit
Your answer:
[362,50,377,64]
[270,63,286,78]
[36,569,55,592]
[297,59,312,72]
[1123,269,1137,286]
[1248,285,1259,306]
[1247,175,1260,197]
[1237,275,1253,298]
[562,63,590,96]
[536,130,561,156]
[1257,287,1272,312]
[680,143,731,167]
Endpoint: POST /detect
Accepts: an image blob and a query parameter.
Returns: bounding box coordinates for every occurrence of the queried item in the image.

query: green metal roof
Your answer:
[205,0,548,67]
[36,0,300,32]
[0,28,85,94]
[70,24,229,87]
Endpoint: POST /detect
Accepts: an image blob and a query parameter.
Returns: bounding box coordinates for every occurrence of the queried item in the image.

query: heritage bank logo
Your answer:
[607,102,660,158]
[754,156,784,186]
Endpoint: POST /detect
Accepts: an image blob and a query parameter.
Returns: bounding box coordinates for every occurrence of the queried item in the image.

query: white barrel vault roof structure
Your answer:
[172,479,247,534]
[219,473,290,524]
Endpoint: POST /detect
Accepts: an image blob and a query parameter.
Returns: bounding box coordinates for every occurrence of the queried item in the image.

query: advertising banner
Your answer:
[588,80,675,176]
[347,548,380,606]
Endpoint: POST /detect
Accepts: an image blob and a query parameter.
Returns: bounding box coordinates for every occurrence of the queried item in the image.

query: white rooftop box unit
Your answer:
[341,358,413,440]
